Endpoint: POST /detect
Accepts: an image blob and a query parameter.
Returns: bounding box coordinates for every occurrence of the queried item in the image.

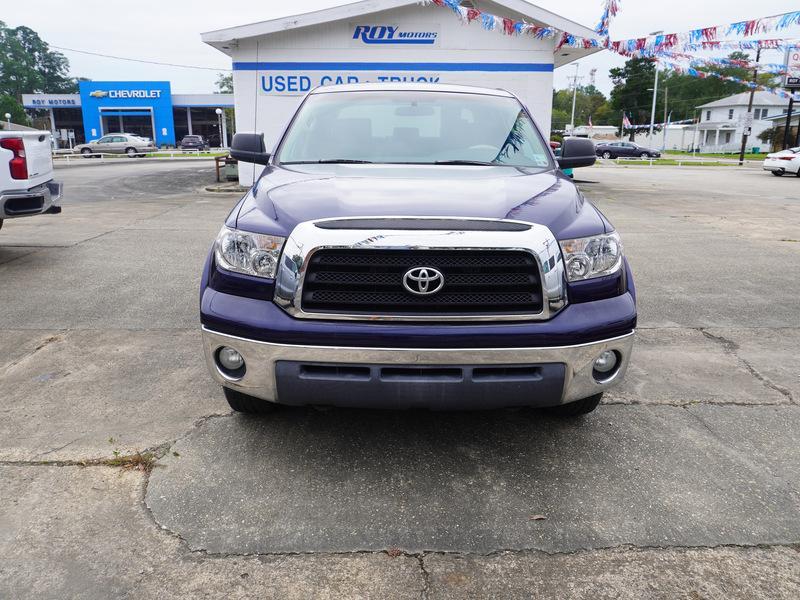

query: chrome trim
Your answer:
[273,216,567,322]
[201,327,635,406]
[0,180,61,219]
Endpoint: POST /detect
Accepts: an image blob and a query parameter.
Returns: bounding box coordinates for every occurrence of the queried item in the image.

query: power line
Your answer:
[51,45,230,72]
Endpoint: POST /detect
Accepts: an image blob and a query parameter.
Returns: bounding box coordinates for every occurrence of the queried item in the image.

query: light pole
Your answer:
[4,112,10,129]
[569,62,580,136]
[215,108,223,149]
[648,31,663,143]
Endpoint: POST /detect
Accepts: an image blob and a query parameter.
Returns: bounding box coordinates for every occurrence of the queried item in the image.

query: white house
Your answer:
[693,91,789,153]
[201,0,600,183]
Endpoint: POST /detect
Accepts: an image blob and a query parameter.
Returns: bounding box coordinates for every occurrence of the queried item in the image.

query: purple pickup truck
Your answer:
[200,83,635,417]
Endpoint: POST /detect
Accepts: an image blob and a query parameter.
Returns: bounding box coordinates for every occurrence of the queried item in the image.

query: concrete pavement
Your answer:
[1,163,799,598]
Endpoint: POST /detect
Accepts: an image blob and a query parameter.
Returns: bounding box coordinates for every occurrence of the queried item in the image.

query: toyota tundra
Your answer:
[201,84,636,417]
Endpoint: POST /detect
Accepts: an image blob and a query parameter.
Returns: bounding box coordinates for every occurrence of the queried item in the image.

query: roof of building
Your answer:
[697,91,790,109]
[201,0,599,66]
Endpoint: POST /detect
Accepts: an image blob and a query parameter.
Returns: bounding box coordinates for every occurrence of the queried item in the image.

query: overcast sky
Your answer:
[3,0,799,95]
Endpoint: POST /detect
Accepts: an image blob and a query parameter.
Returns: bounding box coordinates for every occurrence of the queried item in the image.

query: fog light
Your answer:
[218,346,244,370]
[593,350,618,374]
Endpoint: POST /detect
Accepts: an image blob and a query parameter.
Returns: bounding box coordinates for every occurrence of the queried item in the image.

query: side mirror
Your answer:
[558,137,596,170]
[230,132,271,165]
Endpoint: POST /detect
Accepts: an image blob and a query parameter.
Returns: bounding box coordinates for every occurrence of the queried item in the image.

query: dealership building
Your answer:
[201,0,598,183]
[22,81,234,147]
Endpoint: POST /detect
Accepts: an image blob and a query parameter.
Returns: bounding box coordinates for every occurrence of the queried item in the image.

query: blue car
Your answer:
[200,83,636,416]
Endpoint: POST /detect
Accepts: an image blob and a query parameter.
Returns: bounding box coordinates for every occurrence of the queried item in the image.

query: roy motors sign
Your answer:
[786,48,800,89]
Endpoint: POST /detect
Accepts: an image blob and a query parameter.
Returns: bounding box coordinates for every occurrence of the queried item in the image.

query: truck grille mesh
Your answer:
[301,249,543,316]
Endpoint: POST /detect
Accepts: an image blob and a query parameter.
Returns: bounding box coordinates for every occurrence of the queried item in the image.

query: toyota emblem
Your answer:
[403,266,444,296]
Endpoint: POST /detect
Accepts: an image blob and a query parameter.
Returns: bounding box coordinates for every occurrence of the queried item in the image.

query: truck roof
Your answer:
[310,82,515,97]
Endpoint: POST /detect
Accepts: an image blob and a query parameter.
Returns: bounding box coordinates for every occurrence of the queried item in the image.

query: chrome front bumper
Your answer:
[202,327,634,408]
[0,180,62,219]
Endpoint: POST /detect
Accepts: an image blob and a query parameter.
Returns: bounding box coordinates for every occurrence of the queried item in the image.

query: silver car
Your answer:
[73,133,157,158]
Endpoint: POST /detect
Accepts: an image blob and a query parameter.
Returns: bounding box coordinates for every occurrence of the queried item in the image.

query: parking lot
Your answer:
[1,161,799,598]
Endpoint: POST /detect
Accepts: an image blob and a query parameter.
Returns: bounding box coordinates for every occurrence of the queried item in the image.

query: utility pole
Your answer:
[738,47,761,165]
[568,62,581,136]
[784,96,794,150]
[661,87,669,151]
[648,31,664,143]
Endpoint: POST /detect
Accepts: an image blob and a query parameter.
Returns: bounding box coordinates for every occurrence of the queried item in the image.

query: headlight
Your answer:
[214,226,285,279]
[559,231,623,282]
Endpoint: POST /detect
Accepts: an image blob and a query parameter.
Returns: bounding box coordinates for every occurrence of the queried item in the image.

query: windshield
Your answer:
[276,91,552,169]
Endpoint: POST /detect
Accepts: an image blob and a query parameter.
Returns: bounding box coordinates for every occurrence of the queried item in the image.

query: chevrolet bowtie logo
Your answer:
[89,90,109,98]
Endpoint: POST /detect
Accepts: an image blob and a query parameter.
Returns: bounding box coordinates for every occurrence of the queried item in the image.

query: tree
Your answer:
[609,58,657,130]
[0,21,76,99]
[609,53,768,130]
[551,85,612,131]
[0,95,29,126]
[215,73,233,93]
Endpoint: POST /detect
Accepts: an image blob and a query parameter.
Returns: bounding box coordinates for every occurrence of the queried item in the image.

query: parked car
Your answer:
[595,141,661,159]
[201,83,636,417]
[1,130,62,231]
[762,147,800,177]
[73,133,156,158]
[180,135,208,151]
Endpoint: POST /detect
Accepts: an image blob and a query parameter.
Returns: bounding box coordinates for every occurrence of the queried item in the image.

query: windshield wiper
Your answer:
[281,159,373,164]
[434,160,499,166]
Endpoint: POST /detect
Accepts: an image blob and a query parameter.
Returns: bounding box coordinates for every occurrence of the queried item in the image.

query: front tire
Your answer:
[640,152,650,158]
[223,387,276,414]
[81,148,93,158]
[602,151,612,159]
[545,393,603,417]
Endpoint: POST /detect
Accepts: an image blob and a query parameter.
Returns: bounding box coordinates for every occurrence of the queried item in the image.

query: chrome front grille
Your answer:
[302,249,543,316]
[272,217,567,322]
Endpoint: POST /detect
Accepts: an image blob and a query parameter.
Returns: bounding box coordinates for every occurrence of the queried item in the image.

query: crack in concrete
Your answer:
[603,398,791,407]
[701,329,796,404]
[0,442,171,469]
[418,553,431,600]
[0,332,65,375]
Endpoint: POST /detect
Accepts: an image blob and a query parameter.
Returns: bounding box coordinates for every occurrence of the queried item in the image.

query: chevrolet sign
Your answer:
[88,89,162,99]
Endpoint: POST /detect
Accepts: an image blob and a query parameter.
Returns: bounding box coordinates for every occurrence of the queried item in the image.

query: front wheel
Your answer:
[602,151,612,159]
[223,387,276,414]
[81,148,93,157]
[544,393,603,417]
[640,152,650,158]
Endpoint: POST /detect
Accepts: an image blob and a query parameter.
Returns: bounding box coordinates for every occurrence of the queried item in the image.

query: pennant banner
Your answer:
[611,10,800,57]
[419,0,604,49]
[658,52,789,75]
[656,59,795,98]
[420,1,800,62]
[595,0,620,38]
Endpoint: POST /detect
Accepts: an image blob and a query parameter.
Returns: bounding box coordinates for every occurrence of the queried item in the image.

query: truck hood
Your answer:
[235,164,608,240]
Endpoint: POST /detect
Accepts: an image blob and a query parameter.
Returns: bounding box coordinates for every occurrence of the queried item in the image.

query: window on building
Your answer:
[706,110,711,121]
[760,109,767,119]
[728,109,734,120]
[724,131,732,144]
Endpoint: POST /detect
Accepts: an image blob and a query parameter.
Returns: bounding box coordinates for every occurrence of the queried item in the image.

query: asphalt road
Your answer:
[1,161,799,599]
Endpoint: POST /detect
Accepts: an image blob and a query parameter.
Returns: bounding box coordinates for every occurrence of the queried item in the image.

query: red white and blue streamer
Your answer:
[595,0,620,39]
[656,59,795,98]
[418,0,604,48]
[610,11,800,57]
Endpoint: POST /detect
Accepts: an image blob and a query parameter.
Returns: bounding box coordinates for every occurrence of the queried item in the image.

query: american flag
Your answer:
[588,115,593,128]
[622,113,632,128]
